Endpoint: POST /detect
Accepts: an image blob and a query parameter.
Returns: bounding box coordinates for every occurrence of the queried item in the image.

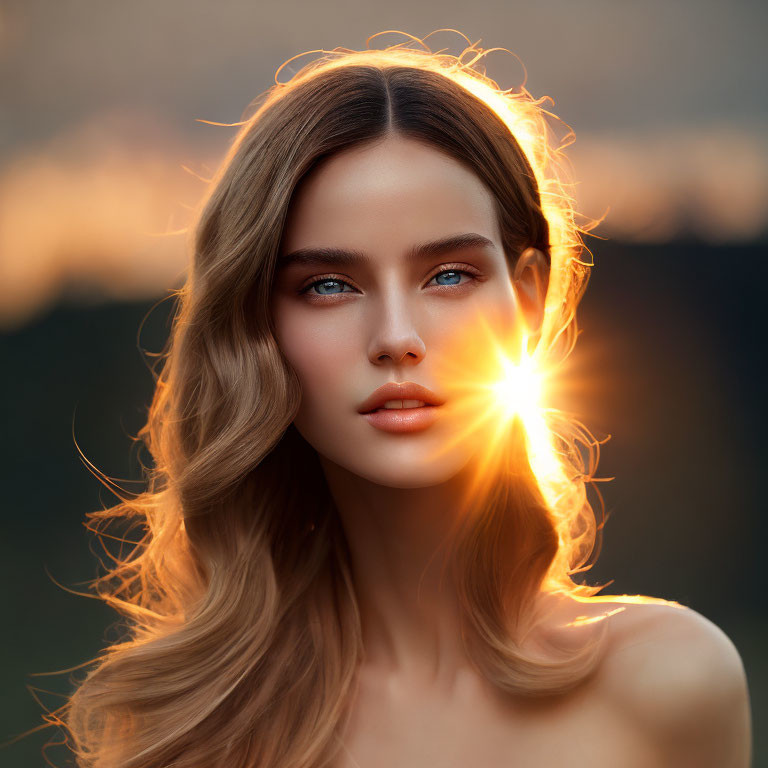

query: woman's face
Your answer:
[271,133,529,489]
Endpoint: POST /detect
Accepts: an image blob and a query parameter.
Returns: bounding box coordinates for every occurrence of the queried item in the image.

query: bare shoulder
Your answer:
[594,597,753,767]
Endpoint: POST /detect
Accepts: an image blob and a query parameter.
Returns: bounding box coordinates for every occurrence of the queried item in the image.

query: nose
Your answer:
[367,295,426,367]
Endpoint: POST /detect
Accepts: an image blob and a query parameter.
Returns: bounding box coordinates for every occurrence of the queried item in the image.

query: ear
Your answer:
[511,247,550,339]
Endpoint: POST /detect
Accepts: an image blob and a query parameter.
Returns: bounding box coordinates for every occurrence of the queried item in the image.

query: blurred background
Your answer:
[1,1,765,765]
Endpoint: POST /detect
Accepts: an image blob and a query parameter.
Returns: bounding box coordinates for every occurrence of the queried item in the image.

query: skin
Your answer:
[270,134,751,767]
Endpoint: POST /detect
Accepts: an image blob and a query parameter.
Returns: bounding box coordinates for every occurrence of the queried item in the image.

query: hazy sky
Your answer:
[1,0,766,328]
[2,0,767,144]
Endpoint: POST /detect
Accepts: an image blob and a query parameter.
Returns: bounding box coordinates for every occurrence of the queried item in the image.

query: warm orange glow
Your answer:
[489,349,544,422]
[424,299,604,590]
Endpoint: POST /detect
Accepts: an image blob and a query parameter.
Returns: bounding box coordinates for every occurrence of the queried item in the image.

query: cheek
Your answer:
[273,301,358,406]
[478,278,518,327]
[430,284,518,355]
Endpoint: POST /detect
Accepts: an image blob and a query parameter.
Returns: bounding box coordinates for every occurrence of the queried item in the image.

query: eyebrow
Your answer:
[278,232,496,269]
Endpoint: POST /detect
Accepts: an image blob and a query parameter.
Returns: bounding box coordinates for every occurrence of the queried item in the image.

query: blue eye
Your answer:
[430,270,465,286]
[301,278,355,296]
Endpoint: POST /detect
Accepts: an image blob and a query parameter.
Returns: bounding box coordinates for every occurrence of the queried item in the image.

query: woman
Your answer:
[53,34,750,768]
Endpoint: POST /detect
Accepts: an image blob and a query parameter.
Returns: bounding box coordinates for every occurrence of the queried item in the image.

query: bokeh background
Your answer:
[1,1,765,765]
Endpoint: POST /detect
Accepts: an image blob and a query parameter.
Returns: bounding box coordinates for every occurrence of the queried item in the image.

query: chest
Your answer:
[332,677,665,768]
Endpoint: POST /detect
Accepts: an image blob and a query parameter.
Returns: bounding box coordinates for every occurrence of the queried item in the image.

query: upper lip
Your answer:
[357,381,446,414]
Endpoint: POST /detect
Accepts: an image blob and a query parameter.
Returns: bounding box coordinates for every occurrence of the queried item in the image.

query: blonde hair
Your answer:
[27,32,609,768]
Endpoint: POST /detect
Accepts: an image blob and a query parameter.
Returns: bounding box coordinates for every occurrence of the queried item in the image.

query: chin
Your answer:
[324,446,475,489]
[352,464,456,489]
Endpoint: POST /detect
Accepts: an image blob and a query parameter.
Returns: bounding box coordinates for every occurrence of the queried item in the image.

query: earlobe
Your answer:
[512,247,550,340]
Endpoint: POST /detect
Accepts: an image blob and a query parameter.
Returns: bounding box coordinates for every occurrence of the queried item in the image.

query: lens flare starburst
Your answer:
[489,350,543,422]
[424,299,608,593]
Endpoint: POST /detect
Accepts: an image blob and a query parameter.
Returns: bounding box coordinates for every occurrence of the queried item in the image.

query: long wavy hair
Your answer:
[34,33,611,768]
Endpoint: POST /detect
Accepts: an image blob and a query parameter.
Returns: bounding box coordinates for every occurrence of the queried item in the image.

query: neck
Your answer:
[320,454,476,691]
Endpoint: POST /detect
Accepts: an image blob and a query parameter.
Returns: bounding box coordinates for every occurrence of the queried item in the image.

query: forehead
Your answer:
[280,135,502,256]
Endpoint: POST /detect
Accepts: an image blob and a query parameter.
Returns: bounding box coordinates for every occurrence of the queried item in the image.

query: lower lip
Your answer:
[361,405,441,433]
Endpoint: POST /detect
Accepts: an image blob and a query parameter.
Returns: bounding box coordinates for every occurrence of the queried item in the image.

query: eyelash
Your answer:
[298,264,481,298]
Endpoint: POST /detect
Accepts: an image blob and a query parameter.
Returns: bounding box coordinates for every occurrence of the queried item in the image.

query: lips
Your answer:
[361,404,441,433]
[357,381,446,415]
